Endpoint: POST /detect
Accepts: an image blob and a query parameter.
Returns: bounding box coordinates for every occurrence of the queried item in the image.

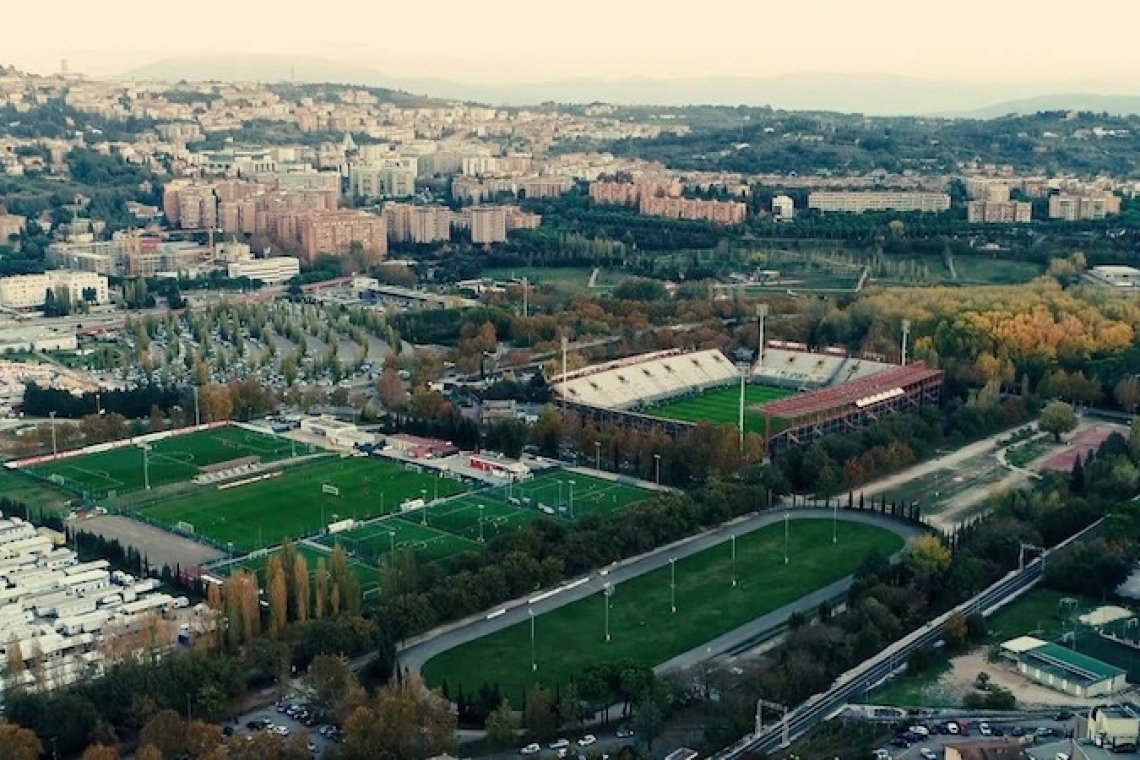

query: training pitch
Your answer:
[26,427,296,496]
[322,471,653,567]
[647,383,793,435]
[141,456,467,552]
[421,518,904,695]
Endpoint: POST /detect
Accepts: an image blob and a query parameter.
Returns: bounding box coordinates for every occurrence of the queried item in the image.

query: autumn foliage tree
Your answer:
[0,722,42,760]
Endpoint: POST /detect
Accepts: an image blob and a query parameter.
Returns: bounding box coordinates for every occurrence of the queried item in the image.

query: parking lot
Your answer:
[231,697,339,757]
[879,715,1079,759]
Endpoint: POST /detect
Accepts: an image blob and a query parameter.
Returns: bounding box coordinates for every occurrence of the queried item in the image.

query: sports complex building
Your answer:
[549,343,943,452]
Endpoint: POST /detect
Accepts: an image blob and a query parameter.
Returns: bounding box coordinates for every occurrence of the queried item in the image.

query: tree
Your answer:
[198,383,234,422]
[376,369,407,411]
[81,746,119,760]
[631,701,665,753]
[136,747,162,760]
[293,555,310,623]
[902,535,952,594]
[1115,377,1140,415]
[1039,400,1078,442]
[139,709,187,759]
[523,685,559,740]
[0,722,42,760]
[268,557,288,638]
[484,698,519,746]
[304,654,363,719]
[975,672,991,691]
[943,610,968,652]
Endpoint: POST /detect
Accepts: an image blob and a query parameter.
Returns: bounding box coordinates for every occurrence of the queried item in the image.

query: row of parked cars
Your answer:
[521,727,634,756]
[886,715,1075,753]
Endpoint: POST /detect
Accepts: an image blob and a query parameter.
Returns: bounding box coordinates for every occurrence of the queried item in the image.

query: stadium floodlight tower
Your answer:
[737,361,749,452]
[138,441,153,491]
[901,319,911,366]
[756,304,769,365]
[560,334,569,384]
[603,582,614,642]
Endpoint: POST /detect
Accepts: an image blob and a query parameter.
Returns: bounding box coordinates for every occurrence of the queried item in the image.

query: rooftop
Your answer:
[1022,642,1125,684]
[760,362,942,420]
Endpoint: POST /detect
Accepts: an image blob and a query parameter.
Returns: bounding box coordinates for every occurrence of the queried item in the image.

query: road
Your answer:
[393,509,920,676]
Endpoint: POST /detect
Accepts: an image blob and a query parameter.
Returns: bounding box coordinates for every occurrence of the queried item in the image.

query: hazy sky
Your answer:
[7,0,1140,87]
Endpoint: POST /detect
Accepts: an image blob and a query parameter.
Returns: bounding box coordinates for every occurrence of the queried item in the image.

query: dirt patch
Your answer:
[70,514,223,572]
[1040,424,1127,474]
[936,650,1102,709]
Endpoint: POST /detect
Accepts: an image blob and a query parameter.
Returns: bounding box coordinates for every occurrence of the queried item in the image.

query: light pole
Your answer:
[529,609,537,671]
[192,385,201,428]
[568,480,575,519]
[388,530,396,556]
[49,411,57,457]
[603,582,614,642]
[731,533,737,587]
[653,453,661,486]
[478,504,485,543]
[140,442,152,491]
[421,489,427,525]
[594,441,601,471]
[669,558,677,614]
[784,513,790,565]
[558,480,564,510]
[227,541,233,559]
[832,499,838,544]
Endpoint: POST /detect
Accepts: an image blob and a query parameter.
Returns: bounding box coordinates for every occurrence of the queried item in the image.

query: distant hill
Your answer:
[115,56,1140,117]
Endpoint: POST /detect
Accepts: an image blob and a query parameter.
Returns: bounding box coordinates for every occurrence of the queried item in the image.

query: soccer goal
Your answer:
[322,483,341,497]
[175,520,196,534]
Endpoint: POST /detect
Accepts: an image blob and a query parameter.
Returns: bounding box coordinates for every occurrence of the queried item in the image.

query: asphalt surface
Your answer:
[395,509,922,676]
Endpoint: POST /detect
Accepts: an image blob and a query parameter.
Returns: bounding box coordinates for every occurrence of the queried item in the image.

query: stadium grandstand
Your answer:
[753,341,896,390]
[760,362,943,451]
[551,349,740,410]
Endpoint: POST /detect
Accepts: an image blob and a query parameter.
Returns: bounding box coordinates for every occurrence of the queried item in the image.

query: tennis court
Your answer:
[27,426,298,496]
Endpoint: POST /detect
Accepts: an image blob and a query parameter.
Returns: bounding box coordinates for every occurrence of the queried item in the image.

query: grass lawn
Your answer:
[986,587,1093,644]
[954,257,1046,285]
[482,267,617,294]
[871,655,957,709]
[647,384,793,435]
[421,519,904,696]
[228,543,381,593]
[0,468,80,515]
[141,456,467,552]
[1006,438,1059,469]
[27,426,298,496]
[321,517,483,566]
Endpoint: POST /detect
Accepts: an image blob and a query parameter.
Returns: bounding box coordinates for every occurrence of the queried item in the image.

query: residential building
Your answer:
[771,195,795,220]
[518,175,574,198]
[467,205,507,245]
[639,195,747,225]
[296,211,387,260]
[966,200,1032,223]
[807,191,952,213]
[409,206,453,244]
[226,256,301,284]
[590,178,681,206]
[0,212,26,240]
[0,271,109,310]
[1049,193,1121,220]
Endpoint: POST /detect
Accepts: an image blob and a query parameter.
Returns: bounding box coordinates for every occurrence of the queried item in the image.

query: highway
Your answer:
[391,508,921,676]
[709,518,1105,759]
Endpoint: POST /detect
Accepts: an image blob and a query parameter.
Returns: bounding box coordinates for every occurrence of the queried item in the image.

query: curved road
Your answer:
[395,509,922,676]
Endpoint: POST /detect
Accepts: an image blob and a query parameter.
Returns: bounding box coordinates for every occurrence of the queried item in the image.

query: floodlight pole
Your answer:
[731,533,737,587]
[478,505,485,543]
[529,609,537,671]
[421,489,427,525]
[670,558,677,613]
[654,453,661,486]
[49,411,57,457]
[568,480,575,519]
[603,582,613,642]
[738,363,747,452]
[140,443,152,491]
[833,500,838,545]
[784,513,790,565]
[388,530,395,555]
[192,385,200,428]
[594,441,601,472]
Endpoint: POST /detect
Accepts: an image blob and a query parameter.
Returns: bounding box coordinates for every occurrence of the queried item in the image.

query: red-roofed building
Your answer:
[761,363,942,451]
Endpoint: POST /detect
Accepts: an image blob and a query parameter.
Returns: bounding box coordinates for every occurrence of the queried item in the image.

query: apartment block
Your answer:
[589,178,682,206]
[967,200,1032,224]
[1048,193,1121,221]
[467,206,507,245]
[771,195,795,220]
[807,191,952,214]
[639,195,747,225]
[0,271,109,310]
[518,175,574,199]
[296,211,387,260]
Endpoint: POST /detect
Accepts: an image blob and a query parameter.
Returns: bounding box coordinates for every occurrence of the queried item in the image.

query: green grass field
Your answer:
[482,267,618,294]
[141,456,468,552]
[320,471,651,567]
[228,543,382,593]
[1006,438,1059,469]
[647,384,793,435]
[27,427,297,496]
[421,519,904,695]
[0,468,80,515]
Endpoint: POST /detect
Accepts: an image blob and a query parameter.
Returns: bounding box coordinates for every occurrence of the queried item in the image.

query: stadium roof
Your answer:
[760,363,942,420]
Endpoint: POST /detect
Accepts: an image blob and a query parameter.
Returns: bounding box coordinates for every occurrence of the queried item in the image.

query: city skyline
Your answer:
[7,0,1140,90]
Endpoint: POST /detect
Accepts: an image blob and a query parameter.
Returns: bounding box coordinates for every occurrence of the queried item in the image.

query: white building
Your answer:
[226,257,301,285]
[772,195,795,220]
[0,271,109,310]
[1084,265,1140,292]
[807,191,951,214]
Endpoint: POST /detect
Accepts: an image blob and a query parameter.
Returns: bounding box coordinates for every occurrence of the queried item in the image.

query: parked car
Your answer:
[920,749,938,760]
[550,739,570,750]
[1054,711,1074,721]
[979,723,992,736]
[520,743,540,755]
[578,735,597,747]
[616,727,634,739]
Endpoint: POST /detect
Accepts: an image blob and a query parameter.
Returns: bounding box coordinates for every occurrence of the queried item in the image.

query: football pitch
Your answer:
[26,427,297,496]
[421,519,905,696]
[140,456,468,552]
[647,383,793,435]
[321,471,653,567]
[229,543,382,594]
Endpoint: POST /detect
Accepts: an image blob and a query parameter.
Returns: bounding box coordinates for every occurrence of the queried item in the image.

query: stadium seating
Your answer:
[553,349,740,409]
[752,348,895,390]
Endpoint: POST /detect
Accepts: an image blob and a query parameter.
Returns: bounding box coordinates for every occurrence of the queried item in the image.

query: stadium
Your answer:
[550,340,943,452]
